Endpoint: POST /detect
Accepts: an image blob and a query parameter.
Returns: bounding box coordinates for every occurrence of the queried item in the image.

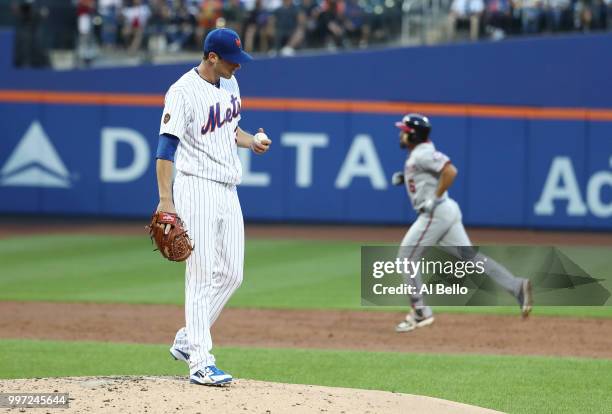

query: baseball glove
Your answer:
[146,211,193,262]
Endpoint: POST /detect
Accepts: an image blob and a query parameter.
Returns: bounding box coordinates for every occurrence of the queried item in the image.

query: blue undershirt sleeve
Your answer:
[156,133,180,162]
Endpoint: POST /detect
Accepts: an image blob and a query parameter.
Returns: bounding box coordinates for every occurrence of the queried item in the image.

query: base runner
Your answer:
[391,113,533,332]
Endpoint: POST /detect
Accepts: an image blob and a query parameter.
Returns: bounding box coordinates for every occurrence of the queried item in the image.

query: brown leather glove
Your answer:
[146,211,193,262]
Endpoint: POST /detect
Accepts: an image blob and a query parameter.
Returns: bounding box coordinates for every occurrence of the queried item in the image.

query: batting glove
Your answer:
[420,197,445,214]
[391,172,405,186]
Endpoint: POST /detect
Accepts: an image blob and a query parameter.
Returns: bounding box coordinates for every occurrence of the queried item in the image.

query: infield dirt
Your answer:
[1,301,611,358]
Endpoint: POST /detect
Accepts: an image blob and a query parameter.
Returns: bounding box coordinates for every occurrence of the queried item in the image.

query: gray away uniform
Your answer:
[399,142,525,315]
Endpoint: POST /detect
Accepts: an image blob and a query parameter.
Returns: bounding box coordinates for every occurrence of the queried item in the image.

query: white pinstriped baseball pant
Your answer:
[171,172,244,374]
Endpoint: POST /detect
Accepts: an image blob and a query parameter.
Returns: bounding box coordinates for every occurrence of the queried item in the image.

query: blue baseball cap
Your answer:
[204,29,253,64]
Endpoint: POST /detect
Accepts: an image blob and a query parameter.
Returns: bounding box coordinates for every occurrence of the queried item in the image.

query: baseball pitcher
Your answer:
[154,28,271,385]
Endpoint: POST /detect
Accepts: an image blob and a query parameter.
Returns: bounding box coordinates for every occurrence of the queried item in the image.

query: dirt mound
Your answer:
[0,376,501,414]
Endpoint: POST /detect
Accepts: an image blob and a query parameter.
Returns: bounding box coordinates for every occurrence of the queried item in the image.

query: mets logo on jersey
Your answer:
[201,94,241,135]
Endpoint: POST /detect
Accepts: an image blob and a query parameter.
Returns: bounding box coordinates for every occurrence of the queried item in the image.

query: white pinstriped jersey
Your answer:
[159,68,243,185]
[404,141,450,210]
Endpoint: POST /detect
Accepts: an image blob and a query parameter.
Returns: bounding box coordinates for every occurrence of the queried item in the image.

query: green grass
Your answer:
[0,339,610,414]
[0,235,610,317]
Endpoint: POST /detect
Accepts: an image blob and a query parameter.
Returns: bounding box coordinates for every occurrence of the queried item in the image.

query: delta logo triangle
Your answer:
[0,121,71,188]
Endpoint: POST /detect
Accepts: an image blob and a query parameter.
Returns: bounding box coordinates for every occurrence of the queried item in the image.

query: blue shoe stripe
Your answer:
[206,366,226,376]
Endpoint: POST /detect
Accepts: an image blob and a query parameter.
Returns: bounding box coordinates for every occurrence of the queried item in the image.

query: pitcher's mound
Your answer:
[0,376,502,414]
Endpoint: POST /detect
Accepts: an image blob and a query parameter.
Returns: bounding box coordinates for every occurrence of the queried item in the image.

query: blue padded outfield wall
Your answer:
[0,30,611,229]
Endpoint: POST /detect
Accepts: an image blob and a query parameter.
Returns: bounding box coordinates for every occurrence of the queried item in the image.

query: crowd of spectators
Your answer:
[73,0,396,64]
[75,0,610,59]
[448,0,610,41]
[10,0,611,67]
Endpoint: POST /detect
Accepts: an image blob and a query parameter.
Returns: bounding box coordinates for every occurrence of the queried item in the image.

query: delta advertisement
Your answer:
[0,108,610,229]
[0,32,610,229]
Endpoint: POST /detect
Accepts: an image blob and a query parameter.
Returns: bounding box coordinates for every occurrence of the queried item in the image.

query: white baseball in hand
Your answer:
[254,132,271,145]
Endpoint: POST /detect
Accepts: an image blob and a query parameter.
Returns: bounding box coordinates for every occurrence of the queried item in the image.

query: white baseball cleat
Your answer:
[395,311,435,333]
[190,366,233,386]
[169,346,190,364]
[518,279,533,319]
